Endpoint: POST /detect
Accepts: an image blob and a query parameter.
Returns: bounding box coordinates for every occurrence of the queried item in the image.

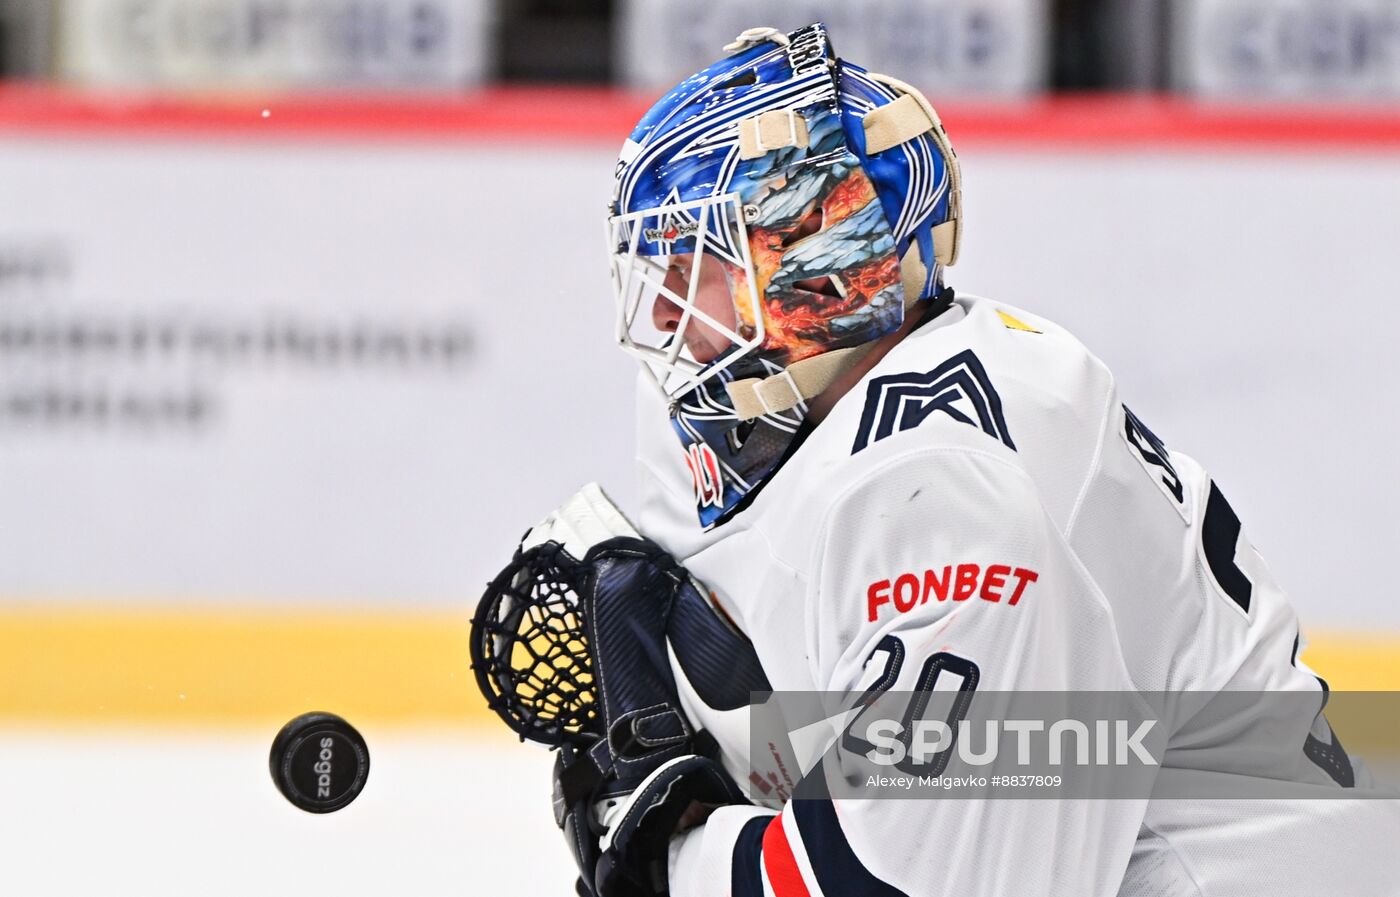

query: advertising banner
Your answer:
[0,138,632,605]
[619,0,1050,97]
[1176,0,1400,98]
[57,0,493,90]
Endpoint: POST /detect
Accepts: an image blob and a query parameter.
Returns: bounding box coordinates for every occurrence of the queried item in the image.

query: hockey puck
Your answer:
[269,712,370,813]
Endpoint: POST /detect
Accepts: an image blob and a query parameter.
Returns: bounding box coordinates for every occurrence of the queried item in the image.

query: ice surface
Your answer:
[0,728,577,896]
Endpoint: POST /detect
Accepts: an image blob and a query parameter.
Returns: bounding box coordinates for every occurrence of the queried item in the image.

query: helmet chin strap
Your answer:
[724,242,935,421]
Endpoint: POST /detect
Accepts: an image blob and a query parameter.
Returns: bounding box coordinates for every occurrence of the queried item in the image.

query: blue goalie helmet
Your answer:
[607,22,963,529]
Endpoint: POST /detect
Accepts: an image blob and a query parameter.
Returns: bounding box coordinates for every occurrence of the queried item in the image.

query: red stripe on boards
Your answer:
[2,84,1400,151]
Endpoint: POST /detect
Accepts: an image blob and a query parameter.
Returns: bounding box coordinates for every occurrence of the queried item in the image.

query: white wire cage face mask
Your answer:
[606,193,765,402]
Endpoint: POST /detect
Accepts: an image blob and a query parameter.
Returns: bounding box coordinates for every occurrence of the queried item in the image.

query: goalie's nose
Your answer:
[652,265,686,334]
[650,257,742,366]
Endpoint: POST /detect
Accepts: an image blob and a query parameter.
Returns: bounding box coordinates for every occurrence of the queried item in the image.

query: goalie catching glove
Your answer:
[470,484,747,897]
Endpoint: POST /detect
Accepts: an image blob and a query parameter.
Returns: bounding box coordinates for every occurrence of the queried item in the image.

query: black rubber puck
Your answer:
[269,712,370,813]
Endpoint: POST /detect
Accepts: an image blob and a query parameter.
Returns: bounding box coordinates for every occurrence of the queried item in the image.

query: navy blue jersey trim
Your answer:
[1123,405,1185,504]
[791,762,910,897]
[1201,481,1253,614]
[731,815,771,897]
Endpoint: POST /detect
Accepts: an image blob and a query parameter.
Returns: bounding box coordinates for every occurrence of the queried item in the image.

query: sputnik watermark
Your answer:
[748,690,1400,800]
[861,718,1159,767]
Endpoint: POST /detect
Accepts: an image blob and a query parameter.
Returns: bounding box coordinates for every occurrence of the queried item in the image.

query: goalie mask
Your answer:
[608,23,963,529]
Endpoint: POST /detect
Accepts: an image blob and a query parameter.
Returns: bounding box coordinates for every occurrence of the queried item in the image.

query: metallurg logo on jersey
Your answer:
[853,350,1015,455]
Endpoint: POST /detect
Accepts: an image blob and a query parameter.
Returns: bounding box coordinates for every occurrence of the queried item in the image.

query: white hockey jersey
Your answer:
[631,293,1400,897]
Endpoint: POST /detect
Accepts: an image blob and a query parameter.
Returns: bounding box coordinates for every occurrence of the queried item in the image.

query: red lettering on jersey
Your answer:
[922,566,950,603]
[953,564,980,601]
[683,442,724,509]
[981,564,1011,602]
[1009,568,1039,605]
[893,574,919,613]
[866,564,1040,620]
[867,579,891,622]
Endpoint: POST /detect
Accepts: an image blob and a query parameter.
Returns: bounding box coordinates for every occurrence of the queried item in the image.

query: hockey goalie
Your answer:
[471,23,1400,897]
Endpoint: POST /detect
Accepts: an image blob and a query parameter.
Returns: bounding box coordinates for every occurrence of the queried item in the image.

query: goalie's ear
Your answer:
[521,483,641,559]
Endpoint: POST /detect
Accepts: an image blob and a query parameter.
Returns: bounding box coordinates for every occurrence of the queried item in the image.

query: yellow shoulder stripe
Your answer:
[997,309,1042,333]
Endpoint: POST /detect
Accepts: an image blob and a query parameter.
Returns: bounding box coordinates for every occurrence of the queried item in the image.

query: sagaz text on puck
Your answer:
[269,711,370,814]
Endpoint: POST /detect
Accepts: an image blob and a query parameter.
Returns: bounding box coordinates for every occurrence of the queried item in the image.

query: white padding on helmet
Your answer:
[723,26,789,54]
[863,93,935,155]
[862,72,964,267]
[737,108,810,160]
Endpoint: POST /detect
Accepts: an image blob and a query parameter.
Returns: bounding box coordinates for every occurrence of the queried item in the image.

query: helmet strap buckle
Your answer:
[739,109,810,160]
[755,369,802,416]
